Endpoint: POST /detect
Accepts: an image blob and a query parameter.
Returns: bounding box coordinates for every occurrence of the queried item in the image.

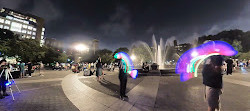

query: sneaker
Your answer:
[120,96,124,101]
[123,95,129,98]
[28,76,32,77]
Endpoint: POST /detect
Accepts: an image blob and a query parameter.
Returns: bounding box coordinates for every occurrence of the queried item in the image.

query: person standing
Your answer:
[39,61,44,76]
[247,60,249,67]
[225,58,233,75]
[0,59,9,99]
[96,58,103,81]
[27,62,32,77]
[19,61,25,78]
[202,55,224,111]
[118,59,128,100]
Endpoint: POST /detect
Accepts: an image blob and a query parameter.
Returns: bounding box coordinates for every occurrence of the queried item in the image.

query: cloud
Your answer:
[0,0,23,9]
[98,5,132,49]
[99,5,130,39]
[205,25,220,35]
[31,0,62,23]
[182,32,200,44]
[0,0,61,23]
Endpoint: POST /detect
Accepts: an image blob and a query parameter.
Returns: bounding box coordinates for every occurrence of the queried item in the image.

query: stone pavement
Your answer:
[65,68,250,111]
[0,67,249,111]
[0,70,78,111]
[62,72,161,111]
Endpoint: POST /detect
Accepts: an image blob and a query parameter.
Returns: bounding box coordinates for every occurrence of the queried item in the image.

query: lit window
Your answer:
[0,24,3,28]
[22,30,27,33]
[42,28,45,31]
[5,20,10,24]
[32,36,35,39]
[26,36,31,39]
[32,32,36,35]
[22,35,26,38]
[27,31,32,34]
[0,18,4,23]
[41,35,44,39]
[42,32,44,35]
[4,26,9,29]
[33,28,36,31]
[28,26,33,30]
[10,22,22,32]
[22,25,27,28]
[6,16,13,20]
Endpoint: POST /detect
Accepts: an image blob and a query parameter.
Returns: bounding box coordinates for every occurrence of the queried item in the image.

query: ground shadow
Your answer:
[99,79,120,98]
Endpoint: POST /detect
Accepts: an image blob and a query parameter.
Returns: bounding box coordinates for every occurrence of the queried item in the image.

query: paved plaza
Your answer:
[0,68,249,111]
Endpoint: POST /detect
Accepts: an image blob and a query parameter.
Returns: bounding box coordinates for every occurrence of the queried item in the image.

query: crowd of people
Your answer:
[222,58,249,75]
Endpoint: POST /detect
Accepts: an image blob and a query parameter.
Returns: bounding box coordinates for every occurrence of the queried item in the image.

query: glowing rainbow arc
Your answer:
[176,41,238,82]
[114,52,138,79]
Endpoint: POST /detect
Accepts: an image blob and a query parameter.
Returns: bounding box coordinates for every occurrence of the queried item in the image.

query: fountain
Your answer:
[130,34,175,69]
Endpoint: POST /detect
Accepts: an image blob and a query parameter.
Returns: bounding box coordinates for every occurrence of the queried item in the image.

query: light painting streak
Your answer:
[114,52,138,79]
[176,41,238,82]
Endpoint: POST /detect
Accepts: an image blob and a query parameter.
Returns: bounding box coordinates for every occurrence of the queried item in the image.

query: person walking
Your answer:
[202,55,224,111]
[118,59,128,100]
[96,58,103,81]
[225,58,233,75]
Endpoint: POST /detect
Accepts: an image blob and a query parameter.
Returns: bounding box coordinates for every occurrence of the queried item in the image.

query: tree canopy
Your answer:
[0,29,68,63]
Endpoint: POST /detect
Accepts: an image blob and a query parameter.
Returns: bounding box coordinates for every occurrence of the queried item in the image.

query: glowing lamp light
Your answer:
[114,52,138,79]
[75,44,89,51]
[176,41,238,82]
[131,55,136,61]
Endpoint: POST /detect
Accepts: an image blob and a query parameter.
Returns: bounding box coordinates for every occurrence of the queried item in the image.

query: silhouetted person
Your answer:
[0,59,9,99]
[27,62,32,77]
[202,55,224,111]
[96,58,103,81]
[118,59,128,100]
[225,58,233,75]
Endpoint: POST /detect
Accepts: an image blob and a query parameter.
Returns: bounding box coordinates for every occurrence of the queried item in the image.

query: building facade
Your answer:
[45,38,63,50]
[173,40,192,53]
[91,39,99,55]
[0,8,45,46]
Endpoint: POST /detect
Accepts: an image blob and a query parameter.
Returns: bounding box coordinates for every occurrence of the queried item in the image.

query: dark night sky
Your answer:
[0,0,249,50]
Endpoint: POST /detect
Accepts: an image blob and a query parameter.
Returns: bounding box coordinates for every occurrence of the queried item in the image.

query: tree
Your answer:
[42,47,61,64]
[16,39,45,62]
[232,39,243,52]
[0,29,18,57]
[242,31,250,52]
[114,47,129,54]
[238,51,250,60]
[58,53,68,63]
[96,49,114,63]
